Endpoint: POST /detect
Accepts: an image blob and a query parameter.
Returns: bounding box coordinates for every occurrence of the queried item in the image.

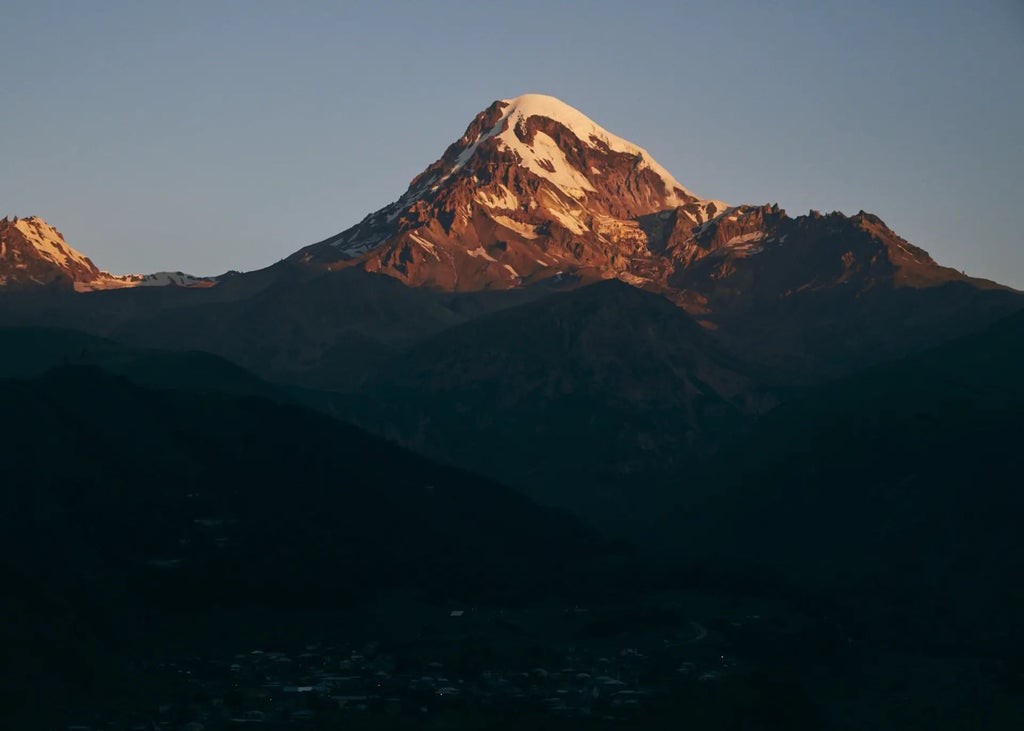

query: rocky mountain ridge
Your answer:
[287,94,1011,319]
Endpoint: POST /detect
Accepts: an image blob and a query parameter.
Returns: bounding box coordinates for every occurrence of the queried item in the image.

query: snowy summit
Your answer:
[452,93,701,206]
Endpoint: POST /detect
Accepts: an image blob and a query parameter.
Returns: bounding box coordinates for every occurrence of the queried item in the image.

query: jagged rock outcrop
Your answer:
[0,216,104,289]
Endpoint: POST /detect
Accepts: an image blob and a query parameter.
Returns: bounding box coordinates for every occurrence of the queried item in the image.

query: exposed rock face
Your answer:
[0,216,103,289]
[0,215,213,291]
[666,206,1018,376]
[664,205,986,314]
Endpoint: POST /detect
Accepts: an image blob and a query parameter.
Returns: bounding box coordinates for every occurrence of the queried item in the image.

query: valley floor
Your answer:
[26,590,1024,731]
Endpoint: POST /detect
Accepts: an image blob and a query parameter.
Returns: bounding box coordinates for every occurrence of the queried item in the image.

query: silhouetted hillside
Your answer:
[0,326,279,398]
[0,366,611,722]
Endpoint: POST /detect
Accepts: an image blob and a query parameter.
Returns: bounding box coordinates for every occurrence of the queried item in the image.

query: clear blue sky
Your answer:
[2,0,1022,287]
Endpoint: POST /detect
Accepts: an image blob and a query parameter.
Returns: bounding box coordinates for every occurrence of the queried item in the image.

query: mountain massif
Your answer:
[2,93,1023,729]
[292,94,727,290]
[5,94,1017,517]
[5,95,1017,382]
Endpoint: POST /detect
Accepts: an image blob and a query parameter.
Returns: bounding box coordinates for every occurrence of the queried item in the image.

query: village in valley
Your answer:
[59,598,778,730]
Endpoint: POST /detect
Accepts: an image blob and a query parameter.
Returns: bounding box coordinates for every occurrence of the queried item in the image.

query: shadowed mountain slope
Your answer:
[660,305,1024,650]
[335,279,784,517]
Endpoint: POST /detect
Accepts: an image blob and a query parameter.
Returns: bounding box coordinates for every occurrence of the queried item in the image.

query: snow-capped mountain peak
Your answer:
[291,94,728,289]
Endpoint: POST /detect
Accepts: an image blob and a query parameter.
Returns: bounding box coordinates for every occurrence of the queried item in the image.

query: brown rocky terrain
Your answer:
[0,216,105,289]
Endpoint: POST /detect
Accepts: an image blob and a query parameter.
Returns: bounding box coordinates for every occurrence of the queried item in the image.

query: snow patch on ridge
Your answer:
[76,270,215,291]
[725,232,765,246]
[475,185,520,210]
[489,214,540,239]
[466,246,498,262]
[408,232,441,261]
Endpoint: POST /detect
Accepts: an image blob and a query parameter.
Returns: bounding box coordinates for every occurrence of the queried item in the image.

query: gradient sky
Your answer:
[2,0,1022,287]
